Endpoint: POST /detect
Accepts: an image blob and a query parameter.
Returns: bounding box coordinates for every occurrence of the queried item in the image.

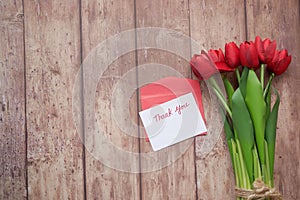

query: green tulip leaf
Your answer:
[224,116,234,141]
[265,88,280,182]
[265,87,272,121]
[224,77,234,108]
[239,67,249,98]
[245,70,266,166]
[224,117,234,166]
[231,88,254,183]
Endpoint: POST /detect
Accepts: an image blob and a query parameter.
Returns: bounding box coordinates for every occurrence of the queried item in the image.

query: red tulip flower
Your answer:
[190,50,234,80]
[225,42,240,68]
[208,49,234,71]
[240,41,260,69]
[255,36,276,64]
[208,48,225,63]
[267,49,292,75]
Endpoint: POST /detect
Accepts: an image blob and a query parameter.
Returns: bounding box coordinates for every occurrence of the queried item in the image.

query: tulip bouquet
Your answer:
[190,36,291,200]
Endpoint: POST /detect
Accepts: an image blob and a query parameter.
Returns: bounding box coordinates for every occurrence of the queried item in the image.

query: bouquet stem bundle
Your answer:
[222,67,280,200]
[190,36,291,199]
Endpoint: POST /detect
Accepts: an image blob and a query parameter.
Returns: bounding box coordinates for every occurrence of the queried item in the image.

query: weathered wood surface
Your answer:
[135,0,197,199]
[0,1,26,199]
[0,0,299,199]
[24,0,84,199]
[246,1,300,199]
[81,0,140,199]
[189,1,246,199]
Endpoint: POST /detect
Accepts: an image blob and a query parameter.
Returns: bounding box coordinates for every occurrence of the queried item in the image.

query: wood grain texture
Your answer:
[0,0,26,199]
[135,0,197,199]
[1,1,299,199]
[189,0,246,199]
[246,1,300,199]
[24,1,84,199]
[81,0,140,199]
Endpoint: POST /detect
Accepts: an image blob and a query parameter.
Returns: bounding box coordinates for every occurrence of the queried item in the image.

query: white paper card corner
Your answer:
[139,92,207,151]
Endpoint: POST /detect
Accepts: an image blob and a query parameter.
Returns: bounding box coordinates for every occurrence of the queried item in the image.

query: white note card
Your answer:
[139,93,207,151]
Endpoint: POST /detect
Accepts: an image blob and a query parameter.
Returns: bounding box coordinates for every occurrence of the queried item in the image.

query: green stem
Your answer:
[209,77,225,98]
[261,164,267,185]
[253,145,262,180]
[208,78,232,119]
[236,139,251,189]
[231,139,240,187]
[260,64,265,90]
[265,140,272,187]
[253,149,258,181]
[236,68,241,84]
[235,152,243,188]
[212,87,232,119]
[234,152,244,200]
[263,73,275,98]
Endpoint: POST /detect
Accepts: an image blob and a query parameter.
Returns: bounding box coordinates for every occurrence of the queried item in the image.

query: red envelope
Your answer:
[140,77,206,141]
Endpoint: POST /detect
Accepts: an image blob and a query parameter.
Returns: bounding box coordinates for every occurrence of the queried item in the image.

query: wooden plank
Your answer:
[189,0,246,199]
[135,1,197,199]
[246,1,300,199]
[24,1,84,199]
[0,1,26,199]
[81,0,140,199]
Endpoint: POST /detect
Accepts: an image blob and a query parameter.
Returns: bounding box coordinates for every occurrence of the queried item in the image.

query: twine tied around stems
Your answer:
[235,179,282,200]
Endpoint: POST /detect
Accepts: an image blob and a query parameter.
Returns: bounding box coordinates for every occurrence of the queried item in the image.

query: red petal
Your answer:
[263,38,271,50]
[271,50,280,63]
[243,42,259,69]
[190,53,218,80]
[265,40,276,64]
[275,56,291,75]
[218,48,225,62]
[255,36,265,62]
[215,62,234,72]
[278,49,288,60]
[191,65,203,80]
[240,43,249,67]
[225,42,240,68]
[208,49,219,63]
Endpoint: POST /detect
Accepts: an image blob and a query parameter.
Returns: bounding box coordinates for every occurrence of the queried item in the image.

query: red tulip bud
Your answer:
[190,51,234,80]
[225,42,240,68]
[255,36,276,64]
[267,49,291,75]
[208,49,225,63]
[240,41,260,69]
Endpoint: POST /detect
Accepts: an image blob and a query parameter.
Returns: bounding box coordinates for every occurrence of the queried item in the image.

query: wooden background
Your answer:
[0,0,299,199]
